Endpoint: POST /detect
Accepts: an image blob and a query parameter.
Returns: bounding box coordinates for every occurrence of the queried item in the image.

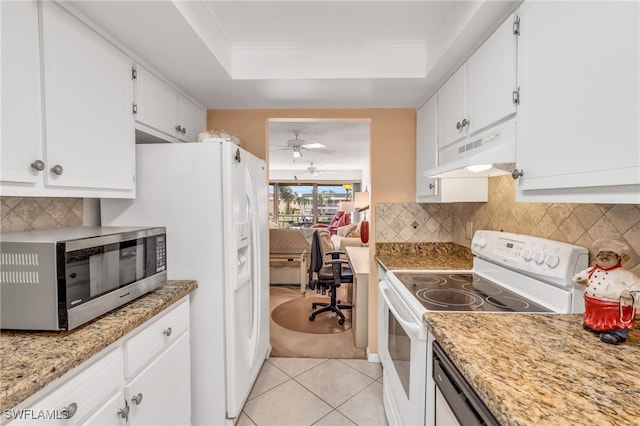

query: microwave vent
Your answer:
[1,252,39,266]
[1,252,40,285]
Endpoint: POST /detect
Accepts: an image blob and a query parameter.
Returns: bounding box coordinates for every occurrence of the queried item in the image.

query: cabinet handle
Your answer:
[118,403,130,420]
[163,327,172,337]
[456,121,462,130]
[428,183,435,189]
[461,118,470,128]
[50,164,64,175]
[30,160,45,172]
[511,169,524,180]
[62,402,78,419]
[131,393,143,405]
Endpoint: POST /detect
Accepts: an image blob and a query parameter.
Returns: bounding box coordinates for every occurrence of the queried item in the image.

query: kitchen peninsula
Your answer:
[0,280,197,413]
[427,312,640,425]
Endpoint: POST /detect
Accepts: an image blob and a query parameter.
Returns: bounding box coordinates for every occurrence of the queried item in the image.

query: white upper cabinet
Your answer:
[1,0,42,186]
[437,65,467,149]
[416,95,488,203]
[1,1,136,198]
[466,16,517,136]
[134,65,205,143]
[417,95,439,199]
[514,1,639,203]
[437,15,517,149]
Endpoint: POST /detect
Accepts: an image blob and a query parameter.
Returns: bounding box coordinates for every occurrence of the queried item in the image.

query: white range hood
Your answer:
[425,120,516,179]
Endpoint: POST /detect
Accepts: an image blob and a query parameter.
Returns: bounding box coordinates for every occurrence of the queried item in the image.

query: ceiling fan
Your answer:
[271,130,335,159]
[294,162,336,180]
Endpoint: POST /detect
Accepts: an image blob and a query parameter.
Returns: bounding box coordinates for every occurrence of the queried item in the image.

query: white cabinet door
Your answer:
[83,391,126,426]
[417,95,488,203]
[134,66,178,139]
[416,95,439,199]
[437,65,467,148]
[41,2,135,192]
[515,1,639,203]
[466,15,517,136]
[134,65,205,143]
[126,333,191,426]
[177,95,206,142]
[1,0,43,185]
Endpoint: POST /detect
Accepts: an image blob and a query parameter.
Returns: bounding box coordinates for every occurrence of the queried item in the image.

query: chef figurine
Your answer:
[572,238,640,345]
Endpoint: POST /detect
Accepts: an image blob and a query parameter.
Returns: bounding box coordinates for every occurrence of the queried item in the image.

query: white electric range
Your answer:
[378,230,589,426]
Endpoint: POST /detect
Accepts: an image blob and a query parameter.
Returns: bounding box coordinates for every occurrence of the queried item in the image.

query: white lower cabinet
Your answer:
[125,333,191,425]
[6,299,191,426]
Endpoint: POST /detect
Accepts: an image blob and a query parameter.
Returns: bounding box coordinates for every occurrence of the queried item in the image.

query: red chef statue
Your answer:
[572,238,640,345]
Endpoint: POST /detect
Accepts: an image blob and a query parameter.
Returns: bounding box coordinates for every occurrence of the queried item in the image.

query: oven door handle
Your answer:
[380,280,425,337]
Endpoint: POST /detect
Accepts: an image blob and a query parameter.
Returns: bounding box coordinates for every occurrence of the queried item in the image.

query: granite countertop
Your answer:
[425,312,640,425]
[375,242,474,271]
[0,280,197,411]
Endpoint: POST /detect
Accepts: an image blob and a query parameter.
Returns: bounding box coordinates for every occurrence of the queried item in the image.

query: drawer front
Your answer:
[124,299,189,378]
[8,348,123,425]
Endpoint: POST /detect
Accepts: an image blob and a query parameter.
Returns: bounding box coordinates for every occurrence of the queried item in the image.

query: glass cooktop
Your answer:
[393,272,550,313]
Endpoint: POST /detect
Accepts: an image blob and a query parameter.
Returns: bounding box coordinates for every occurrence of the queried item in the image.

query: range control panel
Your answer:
[471,230,589,288]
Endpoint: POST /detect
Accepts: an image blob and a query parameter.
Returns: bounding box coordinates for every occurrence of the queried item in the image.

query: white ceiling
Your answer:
[62,0,520,177]
[268,120,370,178]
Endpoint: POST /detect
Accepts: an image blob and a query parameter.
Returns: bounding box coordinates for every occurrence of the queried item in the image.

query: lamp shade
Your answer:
[354,192,370,211]
[339,201,355,212]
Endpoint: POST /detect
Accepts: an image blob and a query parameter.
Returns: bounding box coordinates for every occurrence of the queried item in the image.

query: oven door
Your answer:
[378,277,429,426]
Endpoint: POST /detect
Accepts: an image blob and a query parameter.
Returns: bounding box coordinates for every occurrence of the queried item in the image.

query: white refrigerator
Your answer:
[101,141,271,425]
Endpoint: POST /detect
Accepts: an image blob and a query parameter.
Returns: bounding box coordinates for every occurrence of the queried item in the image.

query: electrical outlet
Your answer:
[466,222,474,239]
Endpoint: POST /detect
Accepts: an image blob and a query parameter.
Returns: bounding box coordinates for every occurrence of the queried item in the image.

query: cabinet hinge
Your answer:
[132,103,138,114]
[131,67,137,80]
[512,87,520,105]
[513,16,520,36]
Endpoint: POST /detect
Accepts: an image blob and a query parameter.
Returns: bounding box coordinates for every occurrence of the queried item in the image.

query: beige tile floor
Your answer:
[237,357,388,426]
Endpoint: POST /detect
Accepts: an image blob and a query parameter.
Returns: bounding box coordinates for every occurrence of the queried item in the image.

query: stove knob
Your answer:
[533,251,546,265]
[521,248,533,261]
[475,237,487,248]
[545,254,560,268]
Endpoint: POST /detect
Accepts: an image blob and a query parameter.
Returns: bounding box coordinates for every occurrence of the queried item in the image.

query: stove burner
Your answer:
[448,274,479,283]
[486,295,531,311]
[416,288,485,309]
[391,271,549,313]
[401,274,447,286]
[462,281,501,295]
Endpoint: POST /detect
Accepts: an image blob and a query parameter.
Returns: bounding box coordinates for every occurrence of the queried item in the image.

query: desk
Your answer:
[345,246,370,349]
[269,252,307,294]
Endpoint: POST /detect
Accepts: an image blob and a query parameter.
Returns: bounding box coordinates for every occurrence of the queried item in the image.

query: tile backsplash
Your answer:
[376,176,640,275]
[0,197,83,233]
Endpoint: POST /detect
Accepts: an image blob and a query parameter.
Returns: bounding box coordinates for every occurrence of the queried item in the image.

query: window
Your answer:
[269,182,355,228]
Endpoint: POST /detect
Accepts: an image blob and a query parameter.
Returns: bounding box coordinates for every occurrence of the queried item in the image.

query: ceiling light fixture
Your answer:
[292,147,302,159]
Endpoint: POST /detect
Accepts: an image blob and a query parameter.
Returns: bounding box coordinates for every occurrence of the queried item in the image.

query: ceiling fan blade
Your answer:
[300,147,335,154]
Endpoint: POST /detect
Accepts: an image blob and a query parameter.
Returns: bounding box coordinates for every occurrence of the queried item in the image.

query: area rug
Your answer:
[269,286,366,359]
[271,296,352,334]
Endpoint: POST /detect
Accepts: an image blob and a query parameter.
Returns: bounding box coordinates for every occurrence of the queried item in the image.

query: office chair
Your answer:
[307,230,353,325]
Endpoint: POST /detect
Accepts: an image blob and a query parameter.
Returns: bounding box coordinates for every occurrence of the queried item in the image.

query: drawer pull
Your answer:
[62,402,78,419]
[131,393,143,405]
[163,327,172,337]
[118,403,130,420]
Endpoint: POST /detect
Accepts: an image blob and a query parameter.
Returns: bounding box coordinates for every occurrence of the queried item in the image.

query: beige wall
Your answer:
[209,108,416,355]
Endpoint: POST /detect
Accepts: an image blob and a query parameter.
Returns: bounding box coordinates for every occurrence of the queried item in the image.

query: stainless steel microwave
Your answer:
[0,226,167,331]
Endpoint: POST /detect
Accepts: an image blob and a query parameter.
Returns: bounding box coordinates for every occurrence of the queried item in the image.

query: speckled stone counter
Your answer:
[425,312,640,426]
[375,242,473,271]
[0,280,197,411]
